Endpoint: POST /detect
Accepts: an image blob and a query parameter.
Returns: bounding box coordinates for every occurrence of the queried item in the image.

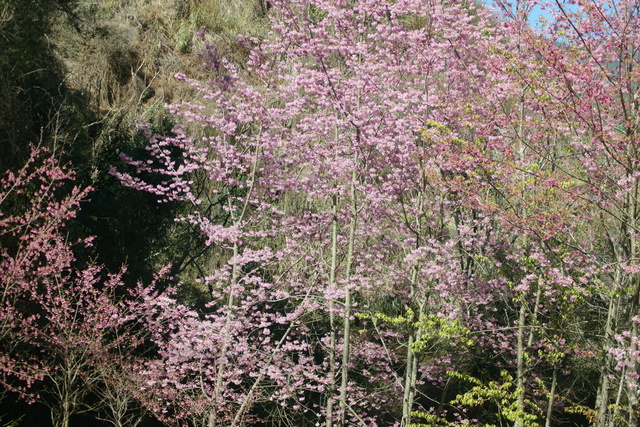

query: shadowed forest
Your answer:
[2,1,640,426]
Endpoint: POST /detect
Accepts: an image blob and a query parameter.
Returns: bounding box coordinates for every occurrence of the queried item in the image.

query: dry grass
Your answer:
[53,0,268,123]
[49,0,270,288]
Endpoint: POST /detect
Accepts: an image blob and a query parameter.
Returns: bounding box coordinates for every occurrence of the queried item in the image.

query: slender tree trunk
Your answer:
[544,368,557,427]
[52,392,72,427]
[400,181,426,427]
[210,241,239,427]
[596,282,619,426]
[339,171,358,426]
[338,288,351,425]
[401,332,415,424]
[210,143,260,427]
[610,366,625,427]
[326,195,339,427]
[58,412,70,427]
[52,407,71,427]
[401,267,419,427]
[513,283,543,427]
[514,86,529,427]
[51,362,77,427]
[527,286,541,349]
[626,179,640,426]
[626,276,640,427]
[407,302,425,425]
[514,300,527,427]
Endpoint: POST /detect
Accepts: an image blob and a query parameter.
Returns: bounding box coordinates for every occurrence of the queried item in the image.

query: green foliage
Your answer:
[408,411,457,427]
[411,371,541,427]
[412,314,475,352]
[422,120,452,137]
[359,309,474,353]
[174,22,194,53]
[306,3,328,24]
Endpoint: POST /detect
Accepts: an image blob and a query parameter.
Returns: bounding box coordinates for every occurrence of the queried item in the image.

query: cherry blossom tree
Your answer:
[481,1,640,425]
[0,148,148,427]
[0,147,90,402]
[113,1,520,425]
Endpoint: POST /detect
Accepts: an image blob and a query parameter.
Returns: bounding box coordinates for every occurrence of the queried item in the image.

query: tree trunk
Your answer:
[210,241,239,427]
[326,195,339,427]
[52,397,71,427]
[338,170,358,426]
[626,178,640,426]
[401,267,420,427]
[595,274,620,426]
[514,86,529,427]
[626,276,640,427]
[400,182,426,427]
[210,146,259,427]
[544,368,557,427]
[514,300,527,427]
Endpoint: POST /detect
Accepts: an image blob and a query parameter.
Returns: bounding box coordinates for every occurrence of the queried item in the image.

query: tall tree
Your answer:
[114,1,515,425]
